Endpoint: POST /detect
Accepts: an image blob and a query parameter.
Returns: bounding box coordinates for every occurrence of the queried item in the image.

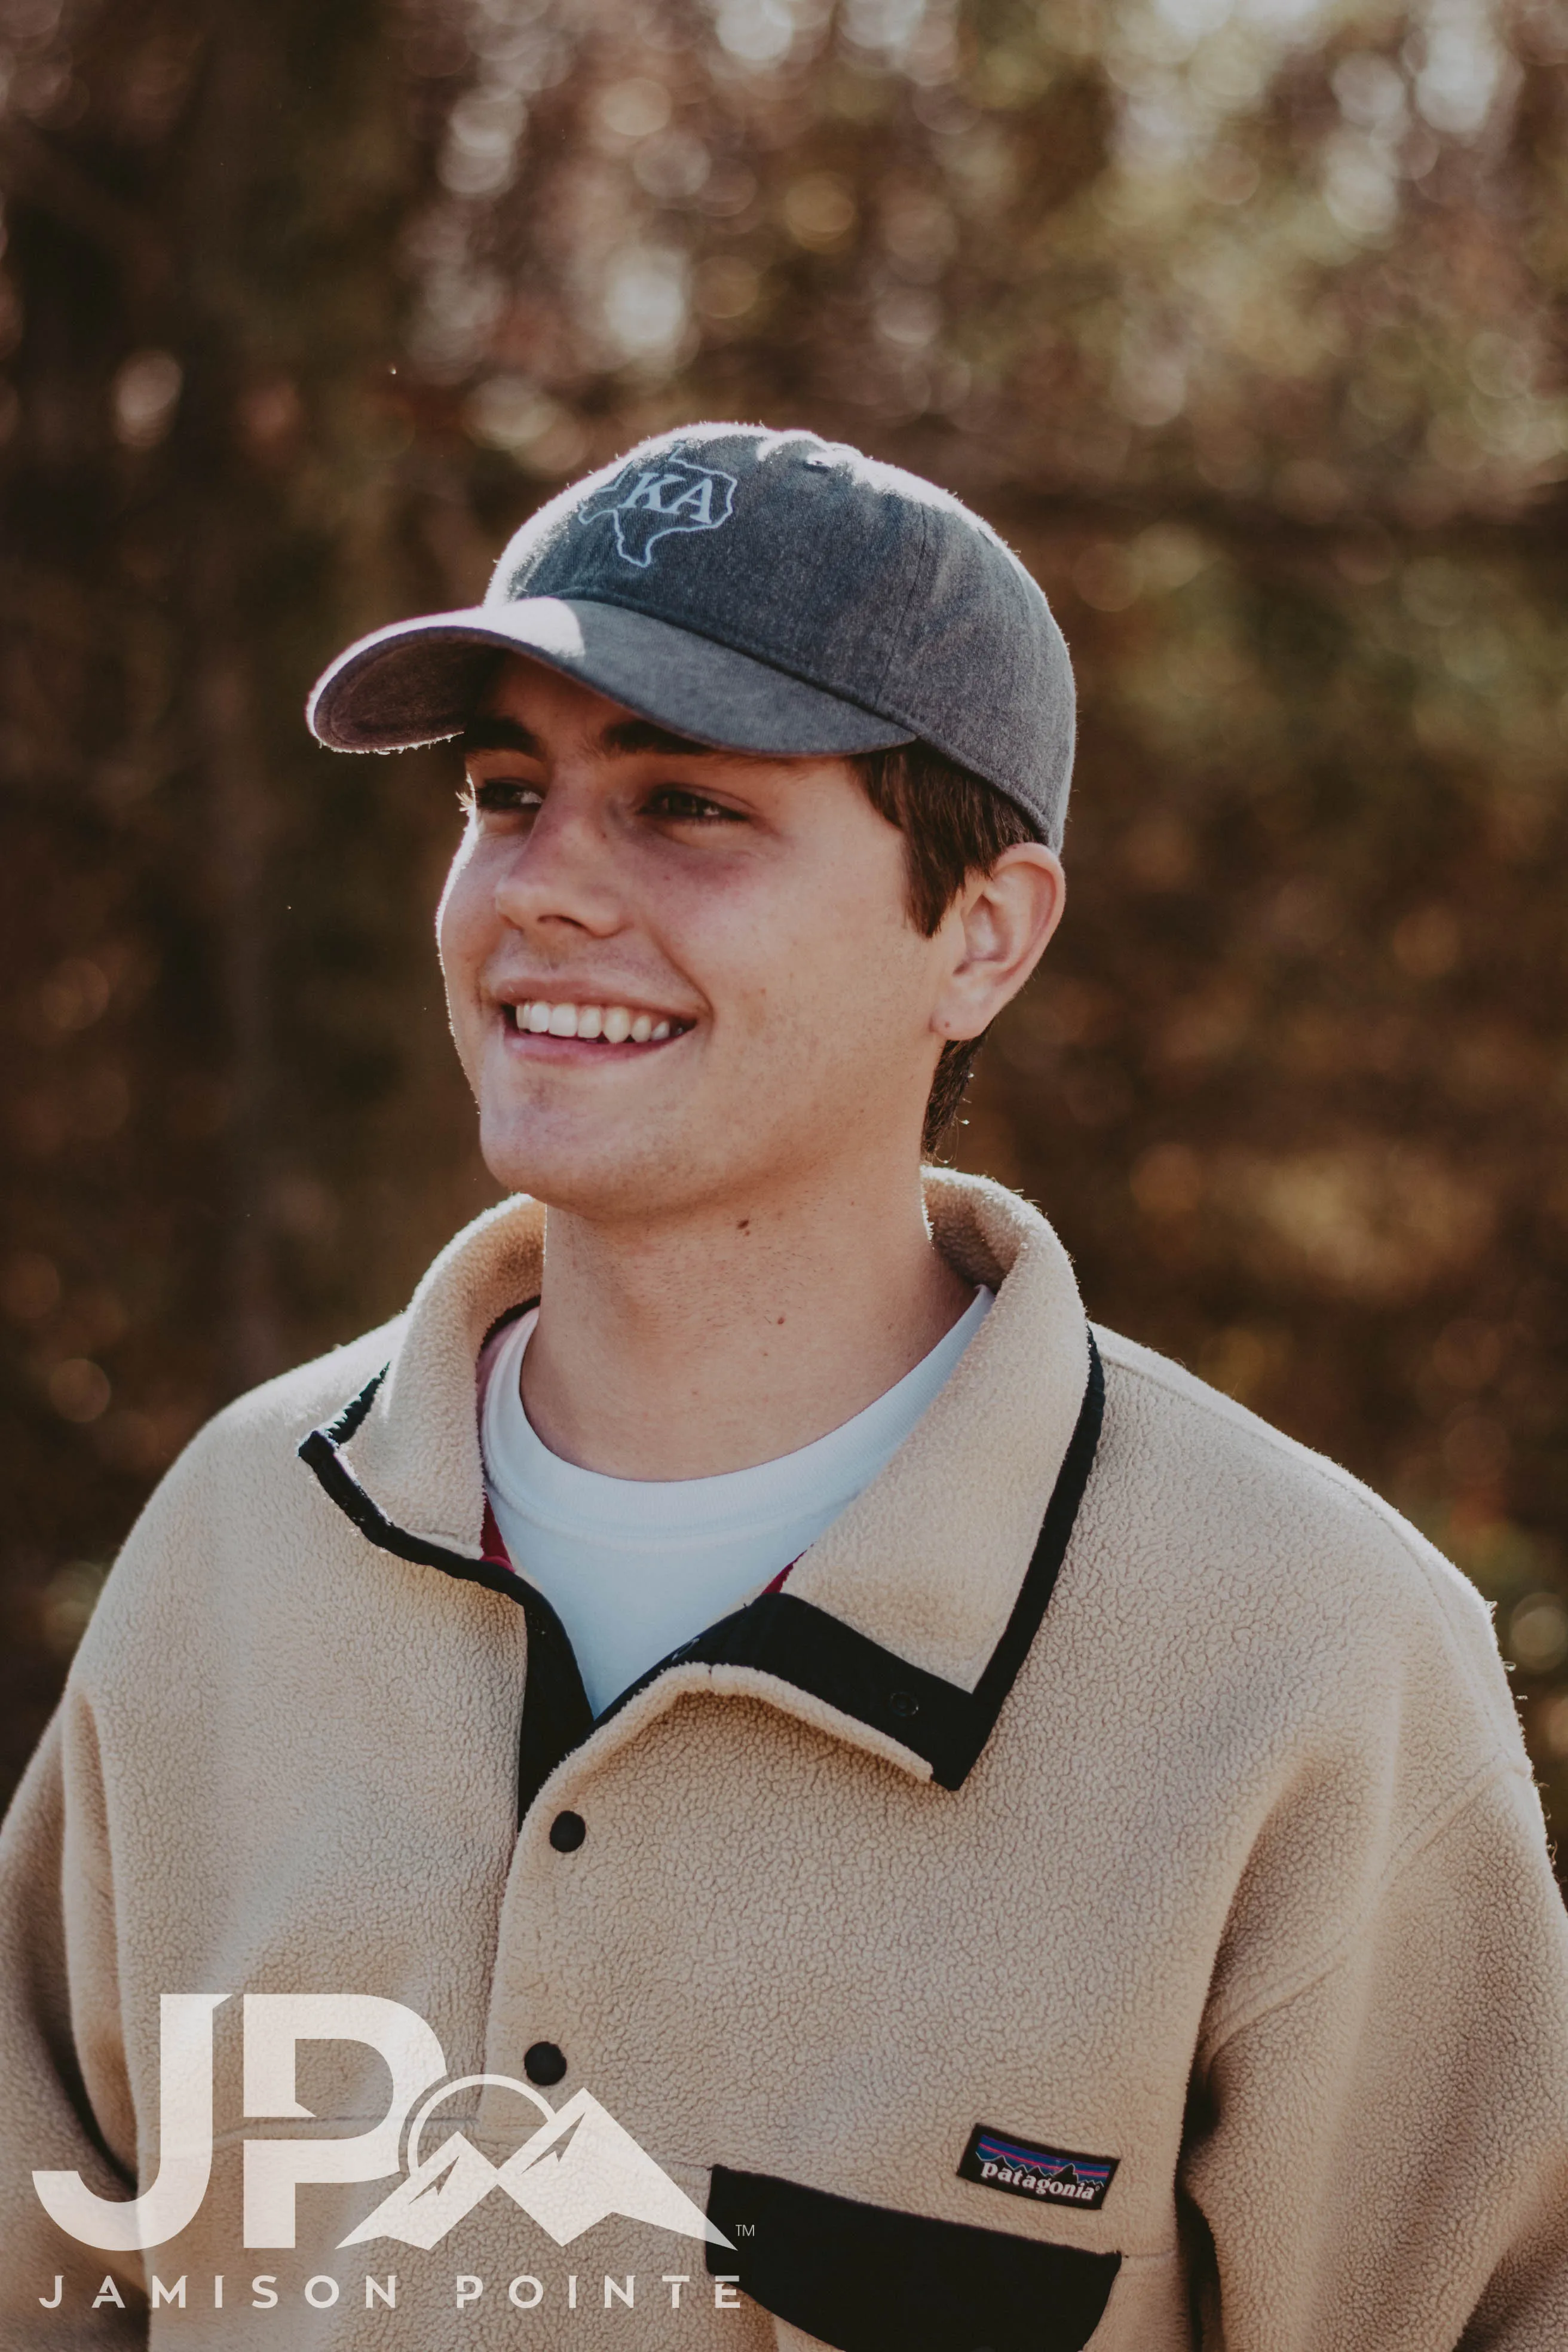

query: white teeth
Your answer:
[516,1000,679,1045]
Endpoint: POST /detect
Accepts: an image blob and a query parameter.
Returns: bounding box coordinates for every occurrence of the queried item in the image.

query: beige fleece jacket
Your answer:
[2,1171,1566,2352]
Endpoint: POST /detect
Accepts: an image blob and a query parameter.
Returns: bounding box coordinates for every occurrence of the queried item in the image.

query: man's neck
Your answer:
[520,1163,976,1480]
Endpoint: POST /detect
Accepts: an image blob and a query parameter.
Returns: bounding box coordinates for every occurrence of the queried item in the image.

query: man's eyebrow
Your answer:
[599,717,721,758]
[462,715,546,758]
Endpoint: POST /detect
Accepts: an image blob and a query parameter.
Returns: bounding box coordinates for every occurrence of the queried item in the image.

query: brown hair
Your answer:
[851,742,1037,1158]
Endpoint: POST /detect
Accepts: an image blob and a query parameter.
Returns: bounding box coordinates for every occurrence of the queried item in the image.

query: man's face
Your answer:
[437,657,964,1223]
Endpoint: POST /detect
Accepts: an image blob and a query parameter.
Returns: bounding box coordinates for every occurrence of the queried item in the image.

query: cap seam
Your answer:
[873,494,933,703]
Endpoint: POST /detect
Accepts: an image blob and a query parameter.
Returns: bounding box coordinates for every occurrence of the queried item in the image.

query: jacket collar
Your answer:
[299,1171,1101,1792]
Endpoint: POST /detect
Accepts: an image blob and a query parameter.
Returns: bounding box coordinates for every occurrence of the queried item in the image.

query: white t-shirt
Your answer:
[479,1287,994,1717]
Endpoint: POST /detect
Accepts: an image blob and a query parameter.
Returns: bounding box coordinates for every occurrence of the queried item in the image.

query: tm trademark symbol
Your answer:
[734,2222,755,2237]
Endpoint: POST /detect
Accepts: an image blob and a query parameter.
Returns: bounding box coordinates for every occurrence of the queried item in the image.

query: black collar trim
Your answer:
[297,1330,1103,1797]
[300,1371,513,1599]
[594,1331,1104,1788]
[296,1289,543,1600]
[298,1368,596,1818]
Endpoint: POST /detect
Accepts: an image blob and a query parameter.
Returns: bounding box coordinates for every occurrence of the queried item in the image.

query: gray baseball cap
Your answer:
[307,423,1076,845]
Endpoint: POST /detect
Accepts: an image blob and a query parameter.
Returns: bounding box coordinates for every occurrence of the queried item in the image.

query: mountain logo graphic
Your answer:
[339,2072,732,2253]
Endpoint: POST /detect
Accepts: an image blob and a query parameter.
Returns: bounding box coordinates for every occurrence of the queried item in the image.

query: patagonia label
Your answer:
[958,2123,1119,2212]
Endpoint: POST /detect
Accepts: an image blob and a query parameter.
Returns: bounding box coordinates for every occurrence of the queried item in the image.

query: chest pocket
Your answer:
[707,2166,1120,2352]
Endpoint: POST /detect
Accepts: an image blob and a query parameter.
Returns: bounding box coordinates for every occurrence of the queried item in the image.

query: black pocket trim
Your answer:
[707,2164,1120,2352]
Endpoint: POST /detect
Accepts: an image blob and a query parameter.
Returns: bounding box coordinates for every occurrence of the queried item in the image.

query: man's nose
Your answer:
[492,794,626,935]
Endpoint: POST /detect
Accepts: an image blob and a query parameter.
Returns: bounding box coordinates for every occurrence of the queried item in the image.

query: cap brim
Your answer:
[307,596,917,760]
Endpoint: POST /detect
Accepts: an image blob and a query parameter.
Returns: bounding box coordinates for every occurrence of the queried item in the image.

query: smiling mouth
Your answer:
[503,999,692,1046]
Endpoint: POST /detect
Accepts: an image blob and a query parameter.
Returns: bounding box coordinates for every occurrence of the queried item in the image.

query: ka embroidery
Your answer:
[578,457,738,566]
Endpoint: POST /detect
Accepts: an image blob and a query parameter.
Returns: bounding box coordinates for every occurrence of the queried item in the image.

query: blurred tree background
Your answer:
[4,0,1568,1868]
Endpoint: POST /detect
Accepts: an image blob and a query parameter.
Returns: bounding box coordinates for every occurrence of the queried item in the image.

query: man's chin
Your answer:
[476,1102,786,1229]
[477,1111,679,1221]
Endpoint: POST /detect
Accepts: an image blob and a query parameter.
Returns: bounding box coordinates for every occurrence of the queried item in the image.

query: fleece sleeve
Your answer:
[1182,1760,1568,2352]
[0,1705,147,2345]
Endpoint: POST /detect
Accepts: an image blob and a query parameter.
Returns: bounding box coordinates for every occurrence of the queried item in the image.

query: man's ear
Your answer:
[931,844,1065,1043]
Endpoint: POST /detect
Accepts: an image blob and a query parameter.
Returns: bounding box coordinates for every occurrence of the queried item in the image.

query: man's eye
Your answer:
[647,787,743,823]
[468,777,543,817]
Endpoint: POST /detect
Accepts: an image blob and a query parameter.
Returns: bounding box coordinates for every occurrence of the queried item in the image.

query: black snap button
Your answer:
[549,1810,586,1852]
[889,1689,920,1718]
[524,2041,567,2086]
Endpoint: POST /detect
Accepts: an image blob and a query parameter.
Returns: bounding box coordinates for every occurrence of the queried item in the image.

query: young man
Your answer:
[2,425,1566,2350]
